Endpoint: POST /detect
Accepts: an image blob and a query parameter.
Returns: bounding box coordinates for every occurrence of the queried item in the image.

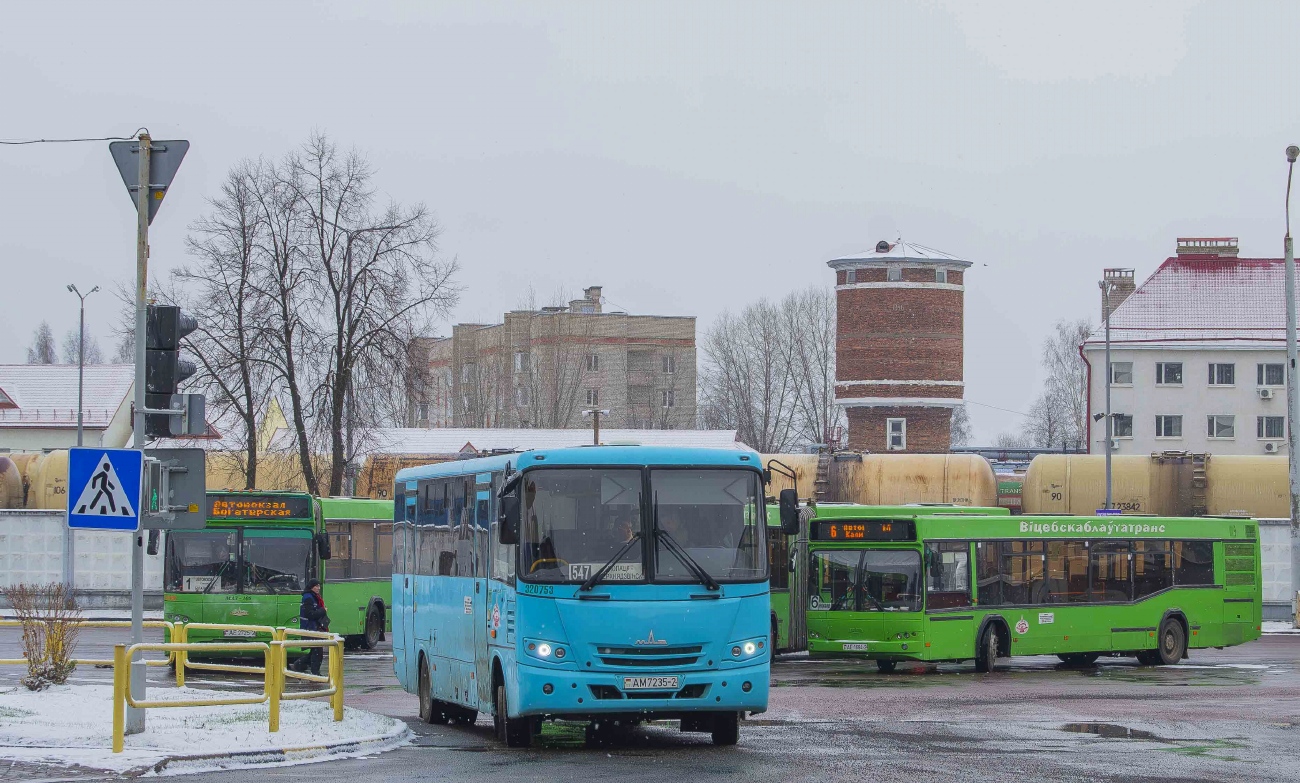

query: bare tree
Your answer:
[993,431,1031,449]
[175,161,275,489]
[26,322,56,364]
[779,286,842,445]
[700,302,796,452]
[1022,318,1092,449]
[519,310,595,428]
[950,403,973,448]
[287,134,459,495]
[60,329,102,365]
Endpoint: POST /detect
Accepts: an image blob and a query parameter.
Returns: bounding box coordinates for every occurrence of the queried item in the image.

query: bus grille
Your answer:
[594,645,703,668]
[589,684,708,700]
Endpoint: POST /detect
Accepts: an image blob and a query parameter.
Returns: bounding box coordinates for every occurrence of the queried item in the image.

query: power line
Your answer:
[0,128,149,146]
[964,399,1029,418]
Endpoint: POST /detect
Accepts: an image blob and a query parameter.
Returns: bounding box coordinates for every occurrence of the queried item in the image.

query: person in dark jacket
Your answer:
[290,579,329,675]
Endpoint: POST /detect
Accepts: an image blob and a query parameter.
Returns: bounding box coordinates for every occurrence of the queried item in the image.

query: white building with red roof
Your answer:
[1082,238,1291,456]
[0,364,135,450]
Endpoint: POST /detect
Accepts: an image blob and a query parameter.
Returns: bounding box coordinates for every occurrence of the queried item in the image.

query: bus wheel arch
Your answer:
[974,616,1008,673]
[1157,611,1189,664]
[361,599,385,648]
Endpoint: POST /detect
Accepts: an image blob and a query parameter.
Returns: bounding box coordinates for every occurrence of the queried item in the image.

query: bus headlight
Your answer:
[728,636,767,660]
[524,638,570,663]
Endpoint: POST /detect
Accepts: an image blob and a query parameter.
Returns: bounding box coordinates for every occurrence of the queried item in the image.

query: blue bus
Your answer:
[391,446,773,747]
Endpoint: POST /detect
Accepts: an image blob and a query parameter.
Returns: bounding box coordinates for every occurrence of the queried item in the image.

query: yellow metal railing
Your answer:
[109,626,344,753]
[0,618,176,667]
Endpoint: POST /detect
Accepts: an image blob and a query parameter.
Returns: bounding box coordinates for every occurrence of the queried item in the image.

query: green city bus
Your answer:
[789,505,1262,671]
[163,491,392,650]
[767,504,1009,653]
[320,496,393,648]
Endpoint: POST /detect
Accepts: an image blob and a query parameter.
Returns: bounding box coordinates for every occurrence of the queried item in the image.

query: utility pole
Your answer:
[1284,145,1299,625]
[66,284,100,447]
[582,408,609,445]
[128,131,151,734]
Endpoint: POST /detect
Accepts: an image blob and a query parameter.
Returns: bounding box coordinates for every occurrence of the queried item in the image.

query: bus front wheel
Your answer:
[875,660,897,674]
[418,660,449,725]
[361,609,383,650]
[711,712,740,746]
[494,684,531,748]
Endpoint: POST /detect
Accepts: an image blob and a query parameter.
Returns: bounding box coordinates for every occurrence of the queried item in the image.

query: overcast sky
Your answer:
[3,1,1297,443]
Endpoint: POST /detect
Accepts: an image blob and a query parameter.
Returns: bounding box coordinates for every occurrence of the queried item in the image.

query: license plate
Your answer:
[223,629,256,638]
[623,676,679,690]
[841,643,869,651]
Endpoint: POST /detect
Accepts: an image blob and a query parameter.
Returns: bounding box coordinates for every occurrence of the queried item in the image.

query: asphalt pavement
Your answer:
[2,629,1299,782]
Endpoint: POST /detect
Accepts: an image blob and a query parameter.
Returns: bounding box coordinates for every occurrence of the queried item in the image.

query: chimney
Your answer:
[571,286,602,314]
[1176,237,1239,259]
[1102,268,1135,321]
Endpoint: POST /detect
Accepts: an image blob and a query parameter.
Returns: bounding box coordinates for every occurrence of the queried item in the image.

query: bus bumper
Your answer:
[808,638,929,661]
[512,660,770,718]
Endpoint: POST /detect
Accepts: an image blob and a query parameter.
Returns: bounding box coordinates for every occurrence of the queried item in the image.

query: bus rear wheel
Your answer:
[361,609,382,650]
[974,626,1000,673]
[875,660,897,673]
[1156,618,1187,665]
[711,712,740,746]
[494,684,531,748]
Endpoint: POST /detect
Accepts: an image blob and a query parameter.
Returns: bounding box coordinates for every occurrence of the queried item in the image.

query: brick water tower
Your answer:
[828,240,971,452]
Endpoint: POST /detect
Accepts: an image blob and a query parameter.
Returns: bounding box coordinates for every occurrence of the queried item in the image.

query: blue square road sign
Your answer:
[67,448,143,531]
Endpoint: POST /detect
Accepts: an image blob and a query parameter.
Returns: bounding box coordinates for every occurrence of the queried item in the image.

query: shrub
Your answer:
[2,582,82,690]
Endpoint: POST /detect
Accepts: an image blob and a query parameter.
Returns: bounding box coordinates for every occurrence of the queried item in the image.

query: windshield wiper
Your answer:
[579,533,642,592]
[655,529,719,591]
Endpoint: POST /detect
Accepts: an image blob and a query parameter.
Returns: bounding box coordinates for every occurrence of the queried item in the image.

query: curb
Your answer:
[123,724,412,777]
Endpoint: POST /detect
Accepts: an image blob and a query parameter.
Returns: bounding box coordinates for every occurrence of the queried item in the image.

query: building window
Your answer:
[1112,414,1133,438]
[460,363,475,384]
[1155,415,1182,438]
[1109,362,1133,385]
[1207,415,1235,439]
[661,390,675,408]
[1155,362,1182,385]
[886,418,906,450]
[585,388,599,406]
[416,403,429,422]
[1258,363,1285,387]
[514,351,529,373]
[935,268,947,283]
[516,387,530,407]
[1208,363,1235,386]
[662,354,676,374]
[887,267,902,282]
[846,269,857,284]
[586,354,600,372]
[1258,416,1285,439]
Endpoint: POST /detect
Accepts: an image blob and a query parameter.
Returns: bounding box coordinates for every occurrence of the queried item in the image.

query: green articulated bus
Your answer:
[778,503,1262,671]
[164,491,392,651]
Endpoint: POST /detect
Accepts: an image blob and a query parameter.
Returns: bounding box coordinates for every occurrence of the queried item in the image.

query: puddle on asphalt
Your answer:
[1062,723,1164,741]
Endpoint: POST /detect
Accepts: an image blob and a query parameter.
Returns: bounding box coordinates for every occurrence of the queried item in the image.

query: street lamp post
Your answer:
[582,408,610,446]
[1283,145,1299,625]
[1099,278,1115,510]
[66,284,100,447]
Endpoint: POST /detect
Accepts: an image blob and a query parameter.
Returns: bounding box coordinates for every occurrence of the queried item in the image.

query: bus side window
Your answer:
[925,542,971,609]
[327,521,352,580]
[768,533,789,590]
[1133,540,1171,597]
[375,522,393,579]
[1091,540,1131,601]
[975,541,1000,606]
[490,472,516,585]
[1173,540,1214,585]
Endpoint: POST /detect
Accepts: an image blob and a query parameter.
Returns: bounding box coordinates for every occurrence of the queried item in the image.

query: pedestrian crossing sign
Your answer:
[67,448,143,531]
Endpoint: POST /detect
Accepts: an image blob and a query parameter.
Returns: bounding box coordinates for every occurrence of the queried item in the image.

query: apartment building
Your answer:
[1083,238,1291,456]
[410,287,697,429]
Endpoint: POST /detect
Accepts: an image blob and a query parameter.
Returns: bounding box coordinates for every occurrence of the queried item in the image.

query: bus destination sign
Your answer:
[815,519,915,542]
[207,494,313,520]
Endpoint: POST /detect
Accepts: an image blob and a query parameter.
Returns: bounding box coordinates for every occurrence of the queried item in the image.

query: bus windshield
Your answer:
[242,533,312,594]
[811,549,922,612]
[166,531,238,593]
[165,529,312,594]
[521,469,644,583]
[651,469,766,583]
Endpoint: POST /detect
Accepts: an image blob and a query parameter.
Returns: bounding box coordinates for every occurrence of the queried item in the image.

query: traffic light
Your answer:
[144,304,201,438]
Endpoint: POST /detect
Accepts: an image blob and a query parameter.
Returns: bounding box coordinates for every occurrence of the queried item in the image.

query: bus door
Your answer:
[395,482,418,688]
[472,474,493,705]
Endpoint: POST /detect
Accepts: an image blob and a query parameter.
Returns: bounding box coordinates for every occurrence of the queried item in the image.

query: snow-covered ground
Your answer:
[1262,620,1300,634]
[1,609,164,621]
[0,683,409,775]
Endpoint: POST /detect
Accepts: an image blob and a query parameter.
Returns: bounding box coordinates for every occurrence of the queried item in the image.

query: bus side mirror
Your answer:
[778,489,800,536]
[498,493,520,546]
[315,532,332,560]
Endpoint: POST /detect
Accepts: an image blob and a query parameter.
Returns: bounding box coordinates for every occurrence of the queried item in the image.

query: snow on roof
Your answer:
[266,427,747,455]
[1084,256,1287,345]
[827,239,971,269]
[0,364,133,429]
